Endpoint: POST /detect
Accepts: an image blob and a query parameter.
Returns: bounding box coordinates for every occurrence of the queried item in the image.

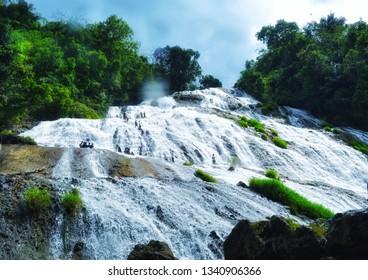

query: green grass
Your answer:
[62,188,83,215]
[348,140,368,156]
[261,133,268,141]
[23,187,51,213]
[248,119,265,133]
[237,116,248,128]
[273,137,288,149]
[194,169,217,183]
[265,169,279,180]
[183,161,193,166]
[271,129,278,136]
[248,178,334,219]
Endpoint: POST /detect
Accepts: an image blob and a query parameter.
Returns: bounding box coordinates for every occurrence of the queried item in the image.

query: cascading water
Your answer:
[21,88,368,259]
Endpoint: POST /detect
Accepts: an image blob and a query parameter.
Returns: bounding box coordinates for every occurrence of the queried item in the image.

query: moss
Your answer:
[348,140,368,156]
[261,133,268,141]
[183,161,193,166]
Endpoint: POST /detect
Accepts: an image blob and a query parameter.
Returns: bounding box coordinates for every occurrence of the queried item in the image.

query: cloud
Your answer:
[29,0,366,87]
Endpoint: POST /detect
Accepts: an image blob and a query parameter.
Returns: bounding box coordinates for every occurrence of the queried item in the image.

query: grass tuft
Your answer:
[348,140,368,156]
[194,169,217,183]
[273,137,288,149]
[23,187,51,213]
[248,178,334,219]
[62,188,83,215]
[265,169,279,180]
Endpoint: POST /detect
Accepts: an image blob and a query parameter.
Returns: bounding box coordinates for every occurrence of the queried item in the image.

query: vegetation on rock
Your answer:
[62,188,83,215]
[23,186,51,213]
[194,169,217,183]
[248,178,334,219]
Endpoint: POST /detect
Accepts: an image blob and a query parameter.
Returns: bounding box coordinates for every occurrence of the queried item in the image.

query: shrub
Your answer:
[183,161,193,166]
[265,169,279,179]
[271,129,278,136]
[194,169,217,183]
[261,133,268,141]
[309,220,329,238]
[237,116,248,128]
[23,187,51,213]
[273,137,288,149]
[62,188,83,215]
[248,119,265,133]
[248,178,334,219]
[261,103,278,115]
[348,140,368,156]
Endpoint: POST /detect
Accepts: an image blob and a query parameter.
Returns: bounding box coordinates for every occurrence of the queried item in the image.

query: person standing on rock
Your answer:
[212,154,216,164]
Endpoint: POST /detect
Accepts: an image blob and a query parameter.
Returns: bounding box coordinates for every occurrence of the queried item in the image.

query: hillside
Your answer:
[1,88,368,260]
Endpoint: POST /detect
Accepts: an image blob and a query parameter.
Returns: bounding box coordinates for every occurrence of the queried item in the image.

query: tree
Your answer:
[199,75,222,89]
[153,45,202,92]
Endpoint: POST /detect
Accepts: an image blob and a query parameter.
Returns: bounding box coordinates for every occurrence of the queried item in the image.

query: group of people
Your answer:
[79,141,94,148]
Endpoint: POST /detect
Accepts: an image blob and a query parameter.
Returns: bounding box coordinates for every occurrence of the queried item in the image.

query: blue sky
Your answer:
[27,0,366,87]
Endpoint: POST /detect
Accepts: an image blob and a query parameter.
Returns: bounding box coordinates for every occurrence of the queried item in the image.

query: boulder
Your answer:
[224,216,326,260]
[127,240,176,260]
[326,208,368,259]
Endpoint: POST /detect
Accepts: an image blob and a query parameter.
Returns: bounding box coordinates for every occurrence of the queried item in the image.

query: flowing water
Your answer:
[21,88,368,259]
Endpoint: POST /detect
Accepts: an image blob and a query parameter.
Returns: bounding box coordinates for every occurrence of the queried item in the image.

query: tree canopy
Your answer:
[0,1,222,130]
[236,13,368,130]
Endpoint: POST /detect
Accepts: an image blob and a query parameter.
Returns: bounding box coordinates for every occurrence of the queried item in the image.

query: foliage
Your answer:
[309,220,329,238]
[194,169,217,183]
[248,178,334,219]
[271,129,278,136]
[265,169,279,179]
[236,13,368,131]
[183,161,193,166]
[248,119,265,133]
[23,186,51,213]
[273,137,288,149]
[237,116,248,128]
[153,45,202,93]
[62,188,83,215]
[286,217,300,231]
[261,133,268,141]
[199,75,222,89]
[348,140,368,156]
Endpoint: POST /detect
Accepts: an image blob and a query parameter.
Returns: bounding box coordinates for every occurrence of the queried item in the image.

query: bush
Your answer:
[248,178,334,219]
[183,161,193,166]
[265,169,279,179]
[194,169,217,183]
[271,129,278,136]
[261,103,278,115]
[348,140,368,156]
[261,133,268,141]
[62,188,83,215]
[273,137,288,149]
[248,119,265,133]
[237,116,248,128]
[23,187,51,213]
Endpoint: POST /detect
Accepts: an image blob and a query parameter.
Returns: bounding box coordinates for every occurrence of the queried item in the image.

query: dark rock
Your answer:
[224,216,326,260]
[127,240,176,260]
[156,206,164,220]
[72,241,86,260]
[326,208,368,259]
[236,181,248,188]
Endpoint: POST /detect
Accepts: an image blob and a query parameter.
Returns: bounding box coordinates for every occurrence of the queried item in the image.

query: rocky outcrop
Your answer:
[0,134,36,145]
[127,240,176,260]
[224,209,368,260]
[326,208,368,259]
[0,175,61,259]
[224,216,326,260]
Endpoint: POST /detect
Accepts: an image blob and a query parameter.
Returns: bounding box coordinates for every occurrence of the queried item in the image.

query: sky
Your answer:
[26,0,366,87]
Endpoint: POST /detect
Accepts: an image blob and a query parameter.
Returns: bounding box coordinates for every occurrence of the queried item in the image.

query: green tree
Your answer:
[153,45,202,92]
[199,75,222,89]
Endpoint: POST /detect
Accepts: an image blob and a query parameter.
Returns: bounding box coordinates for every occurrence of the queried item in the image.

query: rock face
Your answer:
[224,209,368,260]
[224,216,326,260]
[326,208,368,259]
[127,240,176,260]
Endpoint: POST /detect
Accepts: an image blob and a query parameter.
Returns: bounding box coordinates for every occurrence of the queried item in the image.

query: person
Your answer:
[143,112,146,118]
[139,145,143,155]
[170,149,175,162]
[135,120,138,128]
[212,154,216,164]
[116,145,122,153]
[138,121,142,130]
